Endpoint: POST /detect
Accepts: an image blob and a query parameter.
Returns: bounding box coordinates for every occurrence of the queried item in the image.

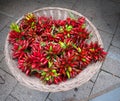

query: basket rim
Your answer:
[5,7,103,92]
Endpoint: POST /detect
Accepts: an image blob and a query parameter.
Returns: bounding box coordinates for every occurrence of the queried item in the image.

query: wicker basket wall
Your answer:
[5,7,103,92]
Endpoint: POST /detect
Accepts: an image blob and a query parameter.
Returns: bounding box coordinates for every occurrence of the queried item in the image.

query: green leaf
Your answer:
[24,49,30,53]
[48,76,52,79]
[59,41,67,49]
[54,73,58,77]
[25,13,34,20]
[18,46,22,50]
[68,25,73,29]
[81,24,86,29]
[68,66,72,72]
[77,47,81,53]
[41,71,46,76]
[69,12,75,19]
[52,69,56,73]
[89,33,93,38]
[31,22,35,29]
[58,26,64,32]
[44,76,52,81]
[66,25,73,31]
[46,55,50,59]
[10,23,20,33]
[48,61,53,68]
[82,58,86,62]
[66,70,70,79]
[67,33,70,37]
[65,24,68,28]
[45,77,49,81]
[90,48,95,52]
[31,69,41,73]
[49,46,53,52]
[72,43,77,49]
[21,36,25,40]
[40,42,46,46]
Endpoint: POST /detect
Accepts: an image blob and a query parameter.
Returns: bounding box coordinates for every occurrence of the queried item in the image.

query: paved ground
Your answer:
[0,0,120,101]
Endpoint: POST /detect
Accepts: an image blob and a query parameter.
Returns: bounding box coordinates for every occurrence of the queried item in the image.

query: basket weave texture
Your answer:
[5,7,103,92]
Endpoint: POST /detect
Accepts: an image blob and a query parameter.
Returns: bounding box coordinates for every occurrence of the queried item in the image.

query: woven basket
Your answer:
[5,7,103,92]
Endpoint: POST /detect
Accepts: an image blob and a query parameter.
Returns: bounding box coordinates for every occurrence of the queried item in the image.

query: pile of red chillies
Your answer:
[8,13,107,84]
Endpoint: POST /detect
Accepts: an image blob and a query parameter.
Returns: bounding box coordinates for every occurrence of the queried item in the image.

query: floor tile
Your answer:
[49,0,75,9]
[112,21,120,48]
[98,30,113,51]
[90,86,120,101]
[48,81,93,101]
[5,95,19,101]
[102,46,120,77]
[11,83,49,101]
[0,57,12,75]
[0,13,11,31]
[91,71,120,95]
[0,27,9,50]
[0,69,17,101]
[0,0,44,18]
[0,50,4,62]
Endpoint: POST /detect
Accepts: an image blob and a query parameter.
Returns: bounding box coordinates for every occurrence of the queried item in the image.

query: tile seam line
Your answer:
[0,67,14,78]
[101,69,120,79]
[88,37,113,95]
[5,94,20,101]
[97,28,114,35]
[88,66,102,96]
[111,44,120,49]
[84,82,120,101]
[87,68,120,101]
[4,81,18,101]
[0,21,11,32]
[44,92,51,101]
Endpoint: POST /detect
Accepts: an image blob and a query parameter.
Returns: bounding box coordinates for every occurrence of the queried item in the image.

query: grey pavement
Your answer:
[0,0,120,101]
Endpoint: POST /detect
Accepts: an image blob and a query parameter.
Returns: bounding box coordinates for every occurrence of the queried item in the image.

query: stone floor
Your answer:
[0,0,120,101]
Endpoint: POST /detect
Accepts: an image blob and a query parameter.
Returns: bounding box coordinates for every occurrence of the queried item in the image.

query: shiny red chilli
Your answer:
[8,13,107,85]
